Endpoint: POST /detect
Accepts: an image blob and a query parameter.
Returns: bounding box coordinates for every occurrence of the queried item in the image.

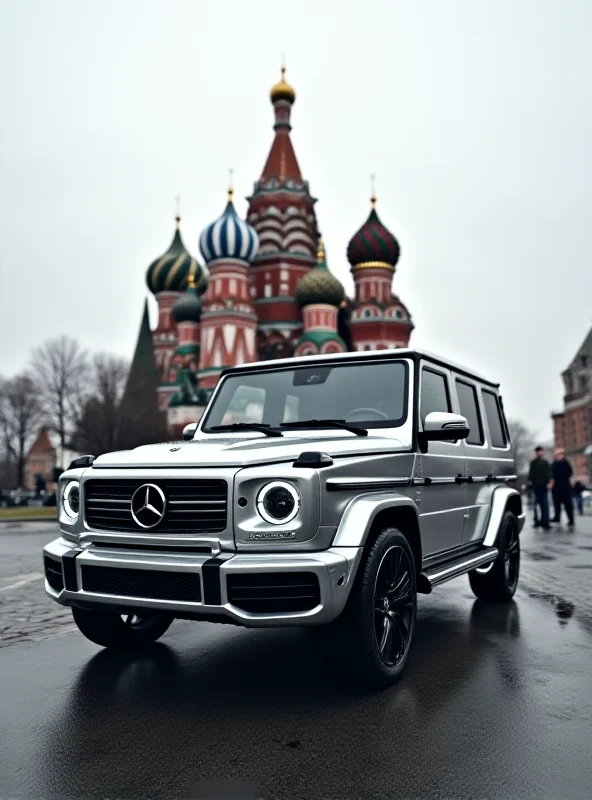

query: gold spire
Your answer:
[227,168,234,202]
[175,195,181,226]
[316,237,325,264]
[370,174,377,209]
[187,264,196,289]
[270,63,296,104]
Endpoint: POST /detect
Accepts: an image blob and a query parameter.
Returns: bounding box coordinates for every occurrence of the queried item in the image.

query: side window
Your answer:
[455,380,484,445]
[482,390,507,448]
[420,368,451,425]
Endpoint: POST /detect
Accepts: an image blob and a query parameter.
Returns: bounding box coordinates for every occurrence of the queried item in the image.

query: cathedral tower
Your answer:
[294,240,346,356]
[145,215,208,409]
[346,194,413,350]
[198,187,259,392]
[246,68,319,360]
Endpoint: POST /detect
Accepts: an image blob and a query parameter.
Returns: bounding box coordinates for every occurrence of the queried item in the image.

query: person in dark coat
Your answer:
[572,480,588,517]
[528,446,553,530]
[551,448,574,527]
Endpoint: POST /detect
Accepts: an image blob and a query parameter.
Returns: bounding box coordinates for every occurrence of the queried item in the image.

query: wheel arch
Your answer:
[483,486,524,548]
[332,492,422,573]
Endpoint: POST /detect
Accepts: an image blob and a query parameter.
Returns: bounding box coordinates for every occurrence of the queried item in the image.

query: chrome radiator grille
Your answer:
[84,479,227,534]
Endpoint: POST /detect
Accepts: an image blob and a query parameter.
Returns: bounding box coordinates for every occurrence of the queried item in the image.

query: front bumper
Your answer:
[43,538,362,627]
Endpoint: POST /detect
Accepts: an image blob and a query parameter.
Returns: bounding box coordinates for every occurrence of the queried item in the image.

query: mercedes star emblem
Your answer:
[130,483,167,529]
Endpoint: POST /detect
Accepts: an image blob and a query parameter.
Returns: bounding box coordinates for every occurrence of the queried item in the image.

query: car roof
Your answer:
[221,348,500,388]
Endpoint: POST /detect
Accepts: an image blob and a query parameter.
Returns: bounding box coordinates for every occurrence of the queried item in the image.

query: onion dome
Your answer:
[146,216,207,294]
[199,189,259,265]
[171,269,201,323]
[295,240,345,308]
[270,66,296,104]
[346,197,400,270]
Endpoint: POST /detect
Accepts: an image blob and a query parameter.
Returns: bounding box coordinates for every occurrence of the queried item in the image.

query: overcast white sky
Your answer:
[1,0,591,439]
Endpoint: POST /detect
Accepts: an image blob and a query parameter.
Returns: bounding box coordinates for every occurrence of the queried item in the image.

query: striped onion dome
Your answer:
[346,202,400,270]
[199,190,259,265]
[295,240,345,308]
[146,218,208,295]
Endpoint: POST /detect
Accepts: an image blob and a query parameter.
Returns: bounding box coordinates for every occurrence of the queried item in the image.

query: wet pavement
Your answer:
[0,519,591,798]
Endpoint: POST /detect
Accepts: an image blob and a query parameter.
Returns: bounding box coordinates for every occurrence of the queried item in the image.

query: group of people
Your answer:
[527,446,588,530]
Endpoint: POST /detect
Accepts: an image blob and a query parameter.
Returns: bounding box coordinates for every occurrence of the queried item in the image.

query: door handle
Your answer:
[455,475,469,484]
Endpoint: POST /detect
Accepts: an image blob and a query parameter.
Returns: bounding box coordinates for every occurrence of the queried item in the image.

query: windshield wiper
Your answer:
[209,423,283,437]
[280,419,368,437]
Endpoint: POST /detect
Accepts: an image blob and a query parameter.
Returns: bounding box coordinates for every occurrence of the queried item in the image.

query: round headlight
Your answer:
[62,481,80,518]
[256,481,300,525]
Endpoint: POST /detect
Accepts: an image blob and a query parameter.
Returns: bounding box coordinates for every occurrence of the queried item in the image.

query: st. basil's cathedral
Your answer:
[132,69,414,438]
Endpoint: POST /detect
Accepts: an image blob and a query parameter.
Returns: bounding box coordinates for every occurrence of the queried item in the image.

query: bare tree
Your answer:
[507,418,537,477]
[0,374,44,488]
[72,354,129,455]
[30,336,89,469]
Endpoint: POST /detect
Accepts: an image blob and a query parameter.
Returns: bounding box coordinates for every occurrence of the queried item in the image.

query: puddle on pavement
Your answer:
[527,590,576,625]
[526,552,555,561]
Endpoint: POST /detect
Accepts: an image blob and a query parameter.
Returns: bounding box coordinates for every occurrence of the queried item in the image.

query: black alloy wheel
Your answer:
[503,515,520,592]
[373,545,415,668]
[468,510,520,601]
[320,527,417,688]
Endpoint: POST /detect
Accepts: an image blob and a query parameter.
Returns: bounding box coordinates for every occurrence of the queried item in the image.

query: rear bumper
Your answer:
[43,538,362,627]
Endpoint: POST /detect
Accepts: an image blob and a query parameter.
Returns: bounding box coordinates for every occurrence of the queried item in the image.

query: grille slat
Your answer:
[226,572,321,614]
[81,565,201,602]
[84,479,227,534]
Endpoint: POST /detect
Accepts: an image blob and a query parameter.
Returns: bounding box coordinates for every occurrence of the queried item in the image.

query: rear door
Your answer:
[453,377,494,544]
[481,389,514,481]
[417,364,466,557]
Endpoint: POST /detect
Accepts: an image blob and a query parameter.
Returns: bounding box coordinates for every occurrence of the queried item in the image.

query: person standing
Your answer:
[551,448,574,527]
[528,446,553,530]
[573,480,588,517]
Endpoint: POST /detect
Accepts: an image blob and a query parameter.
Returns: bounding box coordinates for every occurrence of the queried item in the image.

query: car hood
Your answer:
[91,432,411,469]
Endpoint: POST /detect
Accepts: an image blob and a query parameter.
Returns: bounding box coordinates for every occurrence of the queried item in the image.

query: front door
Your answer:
[417,365,466,557]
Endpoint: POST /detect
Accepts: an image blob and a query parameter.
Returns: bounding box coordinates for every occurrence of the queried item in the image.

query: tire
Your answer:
[468,511,520,601]
[327,527,417,689]
[71,606,174,649]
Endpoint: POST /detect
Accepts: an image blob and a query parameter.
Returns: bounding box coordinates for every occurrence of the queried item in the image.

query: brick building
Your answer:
[552,326,592,482]
[23,427,80,492]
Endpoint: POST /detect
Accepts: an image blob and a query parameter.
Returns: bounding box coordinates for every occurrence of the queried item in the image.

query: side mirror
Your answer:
[182,422,198,441]
[420,412,470,443]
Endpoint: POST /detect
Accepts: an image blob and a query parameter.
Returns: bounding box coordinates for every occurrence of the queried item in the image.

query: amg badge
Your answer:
[248,531,296,541]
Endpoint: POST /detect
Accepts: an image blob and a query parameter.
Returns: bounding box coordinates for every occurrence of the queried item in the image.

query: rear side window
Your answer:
[482,390,507,448]
[455,380,484,445]
[420,369,451,425]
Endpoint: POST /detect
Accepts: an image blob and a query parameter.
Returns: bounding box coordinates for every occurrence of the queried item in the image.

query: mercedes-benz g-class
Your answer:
[44,349,524,687]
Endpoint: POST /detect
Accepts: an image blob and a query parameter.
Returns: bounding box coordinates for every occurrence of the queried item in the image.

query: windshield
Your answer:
[202,360,409,432]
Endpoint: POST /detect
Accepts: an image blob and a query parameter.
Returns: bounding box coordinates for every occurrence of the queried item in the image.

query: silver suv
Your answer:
[44,349,524,687]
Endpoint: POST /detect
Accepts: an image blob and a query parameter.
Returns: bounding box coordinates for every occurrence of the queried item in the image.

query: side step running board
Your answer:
[418,547,499,594]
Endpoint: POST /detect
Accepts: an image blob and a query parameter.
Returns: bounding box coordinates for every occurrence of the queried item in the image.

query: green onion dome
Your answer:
[346,199,400,270]
[146,217,208,295]
[171,271,201,323]
[295,240,345,308]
